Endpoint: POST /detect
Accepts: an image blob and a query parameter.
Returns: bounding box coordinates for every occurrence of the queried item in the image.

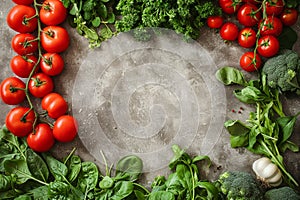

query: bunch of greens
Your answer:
[216,66,300,189]
[149,145,219,199]
[0,126,146,199]
[62,0,117,48]
[115,0,221,40]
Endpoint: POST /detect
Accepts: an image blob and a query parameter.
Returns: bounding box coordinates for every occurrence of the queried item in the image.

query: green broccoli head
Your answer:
[264,186,300,200]
[262,50,300,93]
[216,171,264,200]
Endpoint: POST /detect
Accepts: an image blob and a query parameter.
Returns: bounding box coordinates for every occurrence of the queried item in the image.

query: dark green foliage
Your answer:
[115,0,221,40]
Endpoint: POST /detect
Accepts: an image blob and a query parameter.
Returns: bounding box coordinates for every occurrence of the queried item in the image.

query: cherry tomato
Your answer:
[28,73,54,98]
[220,22,239,41]
[10,55,38,78]
[12,0,34,5]
[240,52,262,72]
[40,53,64,76]
[40,0,67,26]
[41,26,70,53]
[5,107,35,137]
[238,27,257,48]
[219,0,241,14]
[53,115,78,142]
[7,5,37,33]
[0,77,26,105]
[207,16,224,29]
[41,93,68,119]
[11,33,38,55]
[27,123,55,152]
[237,4,261,27]
[257,35,279,58]
[265,0,284,16]
[259,16,283,36]
[280,8,298,26]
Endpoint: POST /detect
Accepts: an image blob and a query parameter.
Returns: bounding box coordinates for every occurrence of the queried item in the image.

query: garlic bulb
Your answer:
[252,157,282,187]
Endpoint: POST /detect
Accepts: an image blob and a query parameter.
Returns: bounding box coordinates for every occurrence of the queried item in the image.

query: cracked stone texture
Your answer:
[1,1,300,187]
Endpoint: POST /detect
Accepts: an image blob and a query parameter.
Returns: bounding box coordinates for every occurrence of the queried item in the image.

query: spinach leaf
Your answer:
[111,181,134,199]
[0,174,12,192]
[215,66,248,86]
[276,113,300,145]
[148,191,176,200]
[43,153,68,181]
[77,162,99,195]
[26,149,49,182]
[115,155,143,181]
[66,155,82,183]
[4,159,31,184]
[224,120,251,137]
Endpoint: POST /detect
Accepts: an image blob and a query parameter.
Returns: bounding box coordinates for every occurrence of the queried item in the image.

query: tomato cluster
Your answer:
[0,0,78,152]
[207,0,299,72]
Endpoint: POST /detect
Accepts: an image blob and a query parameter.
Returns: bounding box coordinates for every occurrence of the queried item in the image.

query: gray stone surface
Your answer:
[1,1,300,187]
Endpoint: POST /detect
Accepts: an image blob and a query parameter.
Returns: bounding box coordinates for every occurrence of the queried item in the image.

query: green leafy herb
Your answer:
[216,66,300,188]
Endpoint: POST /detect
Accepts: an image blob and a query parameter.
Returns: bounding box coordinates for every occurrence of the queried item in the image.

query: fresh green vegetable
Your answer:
[216,66,299,188]
[115,0,221,40]
[264,186,300,200]
[61,0,117,48]
[150,145,219,200]
[262,50,300,95]
[215,171,264,200]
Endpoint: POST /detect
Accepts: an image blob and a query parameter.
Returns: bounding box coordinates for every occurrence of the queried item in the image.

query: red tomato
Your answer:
[41,93,68,119]
[10,55,38,78]
[28,73,54,98]
[238,27,257,48]
[27,123,55,152]
[220,22,239,41]
[40,53,64,76]
[7,5,38,33]
[53,115,78,142]
[280,8,298,26]
[239,52,262,72]
[40,0,67,26]
[41,26,70,53]
[259,16,283,36]
[265,0,284,16]
[207,16,224,29]
[5,107,35,137]
[257,35,279,58]
[237,4,261,27]
[12,0,33,5]
[0,77,26,105]
[11,33,38,55]
[219,0,241,14]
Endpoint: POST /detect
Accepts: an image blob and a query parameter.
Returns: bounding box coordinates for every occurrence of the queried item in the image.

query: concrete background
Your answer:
[1,1,300,188]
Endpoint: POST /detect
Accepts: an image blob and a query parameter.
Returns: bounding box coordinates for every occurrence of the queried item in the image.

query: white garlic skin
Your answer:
[252,157,282,187]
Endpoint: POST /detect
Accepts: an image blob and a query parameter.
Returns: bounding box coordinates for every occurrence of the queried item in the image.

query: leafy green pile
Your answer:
[149,145,219,199]
[0,126,146,199]
[62,0,117,48]
[115,0,221,40]
[216,66,300,188]
[0,126,220,199]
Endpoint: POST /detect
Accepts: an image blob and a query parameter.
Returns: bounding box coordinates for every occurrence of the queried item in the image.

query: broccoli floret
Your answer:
[264,186,300,200]
[262,50,300,94]
[216,171,264,200]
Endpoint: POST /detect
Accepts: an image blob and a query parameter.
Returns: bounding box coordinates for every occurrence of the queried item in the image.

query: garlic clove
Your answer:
[262,163,279,179]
